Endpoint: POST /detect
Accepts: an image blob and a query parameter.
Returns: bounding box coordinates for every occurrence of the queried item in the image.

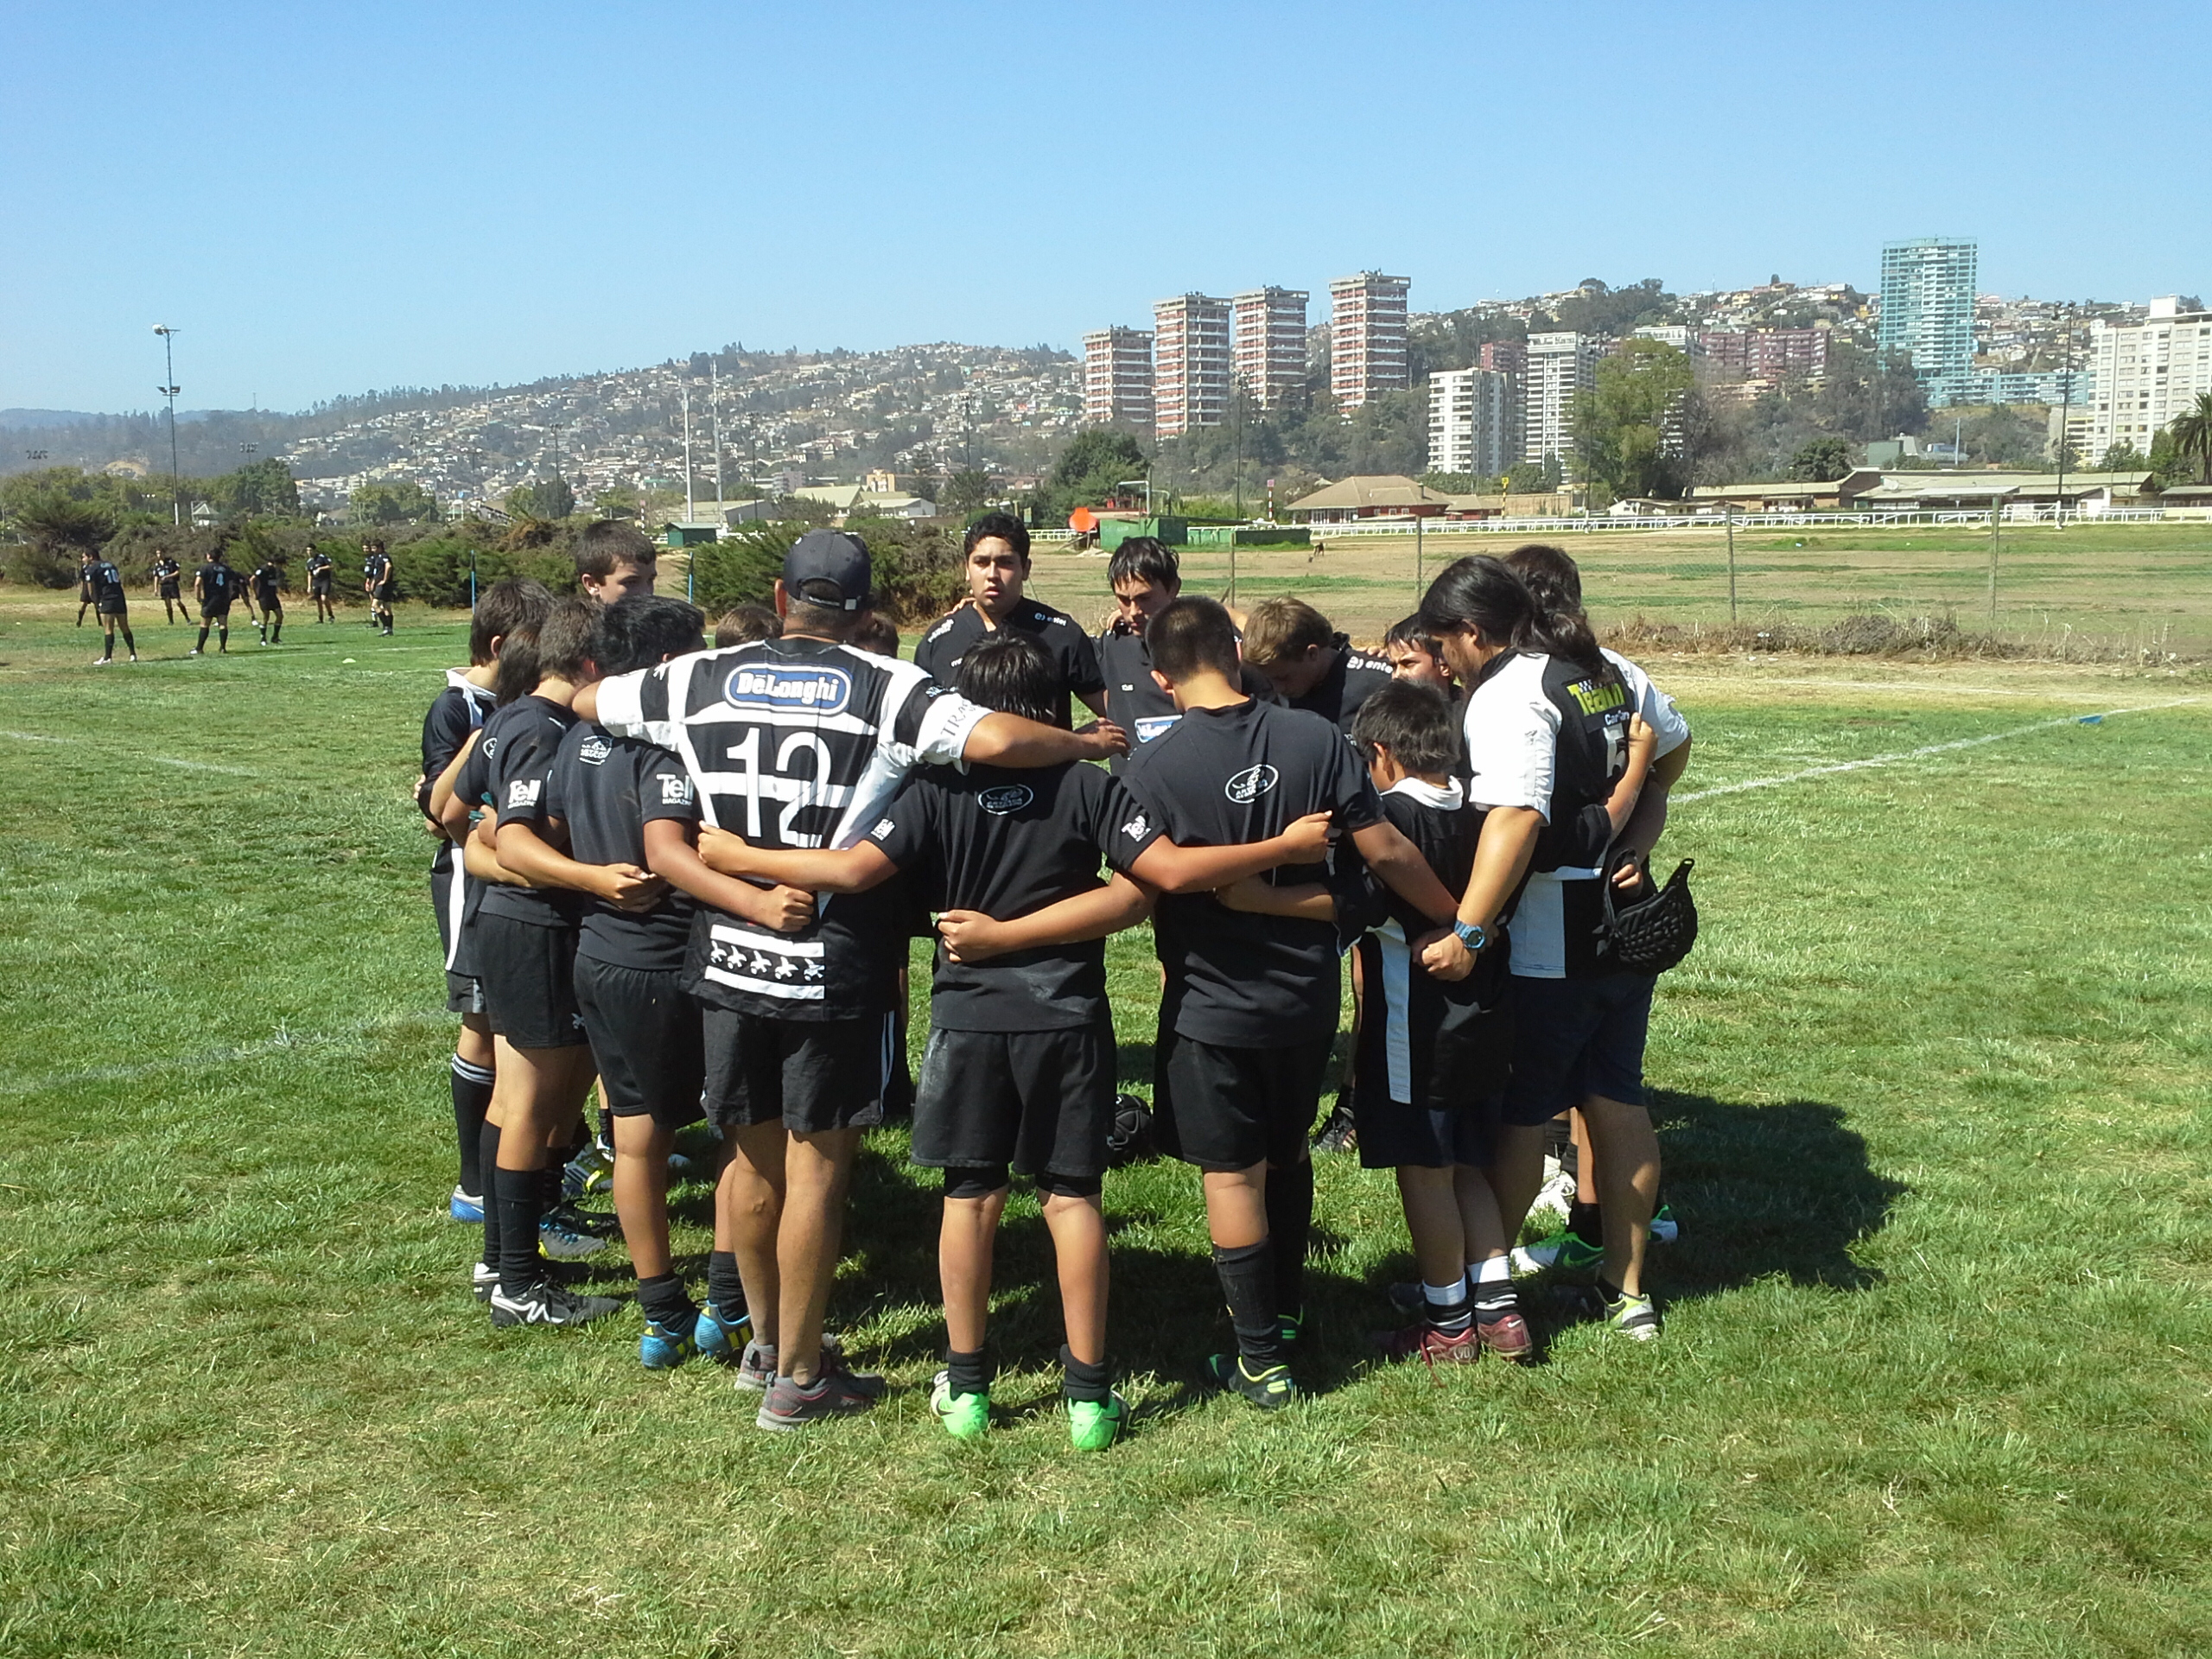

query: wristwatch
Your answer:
[1452,919,1488,952]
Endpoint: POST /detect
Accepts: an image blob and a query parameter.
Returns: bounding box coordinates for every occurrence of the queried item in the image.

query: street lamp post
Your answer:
[2053,303,2077,531]
[154,325,182,526]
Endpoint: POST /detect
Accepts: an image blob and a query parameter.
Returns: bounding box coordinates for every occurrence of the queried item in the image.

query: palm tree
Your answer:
[2166,392,2212,484]
[16,492,115,554]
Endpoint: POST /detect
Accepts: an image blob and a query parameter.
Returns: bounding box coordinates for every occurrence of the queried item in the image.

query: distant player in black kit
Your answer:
[251,556,285,645]
[363,538,396,634]
[151,550,188,625]
[75,550,97,626]
[913,512,1107,728]
[1240,595,1395,734]
[190,548,240,655]
[306,547,338,621]
[702,632,1152,1449]
[1110,597,1463,1408]
[86,553,137,664]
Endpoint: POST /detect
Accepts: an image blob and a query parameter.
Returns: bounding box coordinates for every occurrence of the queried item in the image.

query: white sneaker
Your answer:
[1529,1168,1577,1224]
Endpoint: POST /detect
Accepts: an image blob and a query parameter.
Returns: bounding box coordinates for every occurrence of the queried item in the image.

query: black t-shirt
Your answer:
[419,675,495,820]
[307,552,334,585]
[1290,634,1395,734]
[913,597,1105,729]
[88,562,127,607]
[197,562,237,608]
[544,723,701,970]
[365,552,394,590]
[1115,696,1383,1047]
[252,563,283,606]
[1096,623,1282,773]
[476,695,585,928]
[868,760,1121,1032]
[153,557,181,592]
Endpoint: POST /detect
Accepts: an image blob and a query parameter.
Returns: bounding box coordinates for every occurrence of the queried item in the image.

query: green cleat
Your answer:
[1204,1352,1296,1411]
[1511,1224,1605,1277]
[1067,1391,1128,1452]
[929,1370,990,1440]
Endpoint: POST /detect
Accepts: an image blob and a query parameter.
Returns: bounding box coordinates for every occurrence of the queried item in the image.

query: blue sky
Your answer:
[4,0,2206,415]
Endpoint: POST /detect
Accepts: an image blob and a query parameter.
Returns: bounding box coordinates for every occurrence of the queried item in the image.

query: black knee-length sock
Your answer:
[1264,1160,1314,1319]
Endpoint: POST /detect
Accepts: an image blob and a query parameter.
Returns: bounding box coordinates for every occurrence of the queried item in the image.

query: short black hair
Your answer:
[953,630,1055,723]
[575,519,657,582]
[1108,536,1178,592]
[1503,543,1584,613]
[595,594,704,674]
[715,604,781,647]
[1349,679,1460,779]
[1147,595,1242,683]
[470,576,555,666]
[534,596,601,685]
[963,511,1030,563]
[1382,613,1445,663]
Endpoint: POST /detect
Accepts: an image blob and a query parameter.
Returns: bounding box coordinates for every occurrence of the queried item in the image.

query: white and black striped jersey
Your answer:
[594,636,993,1020]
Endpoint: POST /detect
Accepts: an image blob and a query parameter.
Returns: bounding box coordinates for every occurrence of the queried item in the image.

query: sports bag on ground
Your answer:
[1593,853,1698,974]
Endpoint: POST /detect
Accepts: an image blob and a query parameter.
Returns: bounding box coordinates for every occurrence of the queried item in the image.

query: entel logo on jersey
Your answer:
[978,784,1033,816]
[1224,764,1278,804]
[723,664,853,715]
[505,779,542,808]
[579,735,612,766]
[660,776,694,805]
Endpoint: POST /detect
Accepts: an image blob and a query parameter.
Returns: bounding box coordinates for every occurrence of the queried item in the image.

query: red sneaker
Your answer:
[1476,1311,1535,1363]
[1375,1320,1481,1365]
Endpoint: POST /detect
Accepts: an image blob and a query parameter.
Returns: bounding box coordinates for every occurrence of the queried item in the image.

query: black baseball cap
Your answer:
[784,529,873,611]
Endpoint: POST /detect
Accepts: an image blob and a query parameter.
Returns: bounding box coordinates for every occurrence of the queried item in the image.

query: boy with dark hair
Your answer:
[151,550,189,624]
[1382,615,1456,693]
[418,576,554,1225]
[190,547,239,656]
[251,556,285,645]
[1093,536,1183,761]
[848,614,900,658]
[914,510,1107,728]
[575,528,1128,1428]
[86,552,136,664]
[363,539,396,635]
[1240,594,1393,734]
[698,630,1151,1449]
[575,520,658,604]
[75,551,98,626]
[715,604,781,647]
[306,546,338,621]
[1111,597,1465,1407]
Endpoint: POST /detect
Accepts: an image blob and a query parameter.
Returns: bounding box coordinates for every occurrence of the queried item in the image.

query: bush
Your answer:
[389,534,577,607]
[0,542,81,588]
[690,524,792,616]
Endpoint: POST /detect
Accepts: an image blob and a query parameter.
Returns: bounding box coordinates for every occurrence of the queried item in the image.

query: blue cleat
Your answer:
[640,1311,700,1370]
[694,1300,750,1363]
[449,1185,486,1224]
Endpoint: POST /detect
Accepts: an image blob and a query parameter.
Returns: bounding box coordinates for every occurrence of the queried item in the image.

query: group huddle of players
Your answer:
[414,512,1689,1446]
[73,537,388,661]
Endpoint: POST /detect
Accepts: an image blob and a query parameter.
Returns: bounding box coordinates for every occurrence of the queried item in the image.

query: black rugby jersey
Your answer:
[421,673,498,971]
[197,561,238,608]
[87,561,126,607]
[152,556,181,593]
[1116,696,1382,1048]
[1289,633,1394,734]
[868,760,1121,1032]
[364,551,393,588]
[1336,778,1510,1107]
[1096,623,1283,772]
[913,597,1104,729]
[476,695,584,929]
[252,563,283,606]
[594,635,995,1020]
[544,723,700,971]
[306,552,334,584]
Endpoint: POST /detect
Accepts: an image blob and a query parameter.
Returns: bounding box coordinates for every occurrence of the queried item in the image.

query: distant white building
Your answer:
[1522,332,1600,466]
[1232,286,1309,410]
[1428,367,1513,480]
[1081,327,1154,429]
[1329,272,1410,408]
[2087,296,2212,460]
[1153,294,1232,437]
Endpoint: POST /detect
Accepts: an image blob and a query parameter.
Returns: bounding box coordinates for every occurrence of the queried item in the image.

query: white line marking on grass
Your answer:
[0,1010,450,1099]
[2,730,67,743]
[1676,697,2201,804]
[3,729,256,776]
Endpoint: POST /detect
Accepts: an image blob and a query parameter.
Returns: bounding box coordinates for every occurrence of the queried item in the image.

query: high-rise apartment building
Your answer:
[2087,296,2212,459]
[1329,271,1410,407]
[1479,339,1526,378]
[1700,327,1831,380]
[1428,367,1513,480]
[1082,326,1154,429]
[1152,294,1232,438]
[1231,286,1309,410]
[1522,332,1599,466]
[1879,237,1978,380]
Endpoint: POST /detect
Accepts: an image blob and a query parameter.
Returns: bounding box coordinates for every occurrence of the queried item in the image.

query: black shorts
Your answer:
[575,956,705,1128]
[258,594,283,612]
[1501,973,1656,1126]
[700,1007,895,1135]
[200,603,232,621]
[912,1020,1114,1179]
[310,577,333,596]
[1153,1028,1335,1172]
[475,912,588,1050]
[1353,1083,1502,1170]
[446,971,486,1015]
[373,582,397,605]
[159,583,181,600]
[97,600,128,618]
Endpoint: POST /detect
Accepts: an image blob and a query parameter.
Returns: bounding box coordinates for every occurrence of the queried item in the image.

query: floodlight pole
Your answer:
[1987,504,1999,626]
[1414,512,1423,603]
[1725,503,1738,624]
[710,361,727,520]
[2053,304,2075,531]
[155,325,182,526]
[680,383,696,523]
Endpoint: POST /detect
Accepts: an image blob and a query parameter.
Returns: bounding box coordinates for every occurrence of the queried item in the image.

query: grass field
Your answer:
[3,592,2210,1657]
[1017,520,2212,660]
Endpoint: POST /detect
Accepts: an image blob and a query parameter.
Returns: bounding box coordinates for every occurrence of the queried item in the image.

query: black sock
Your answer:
[194,626,208,651]
[1061,1344,1111,1404]
[1470,1274,1521,1325]
[707,1249,745,1316]
[637,1272,693,1325]
[493,1166,543,1295]
[270,620,280,642]
[1425,1287,1475,1334]
[477,1121,504,1263]
[1599,1278,1637,1306]
[1212,1239,1281,1370]
[121,627,135,654]
[1264,1159,1313,1321]
[945,1346,993,1397]
[1567,1201,1603,1243]
[535,1164,565,1218]
[452,1058,493,1194]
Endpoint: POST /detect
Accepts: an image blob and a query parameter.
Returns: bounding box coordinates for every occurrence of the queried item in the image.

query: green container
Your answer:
[1097,515,1189,550]
[1182,524,1309,549]
[661,524,720,550]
